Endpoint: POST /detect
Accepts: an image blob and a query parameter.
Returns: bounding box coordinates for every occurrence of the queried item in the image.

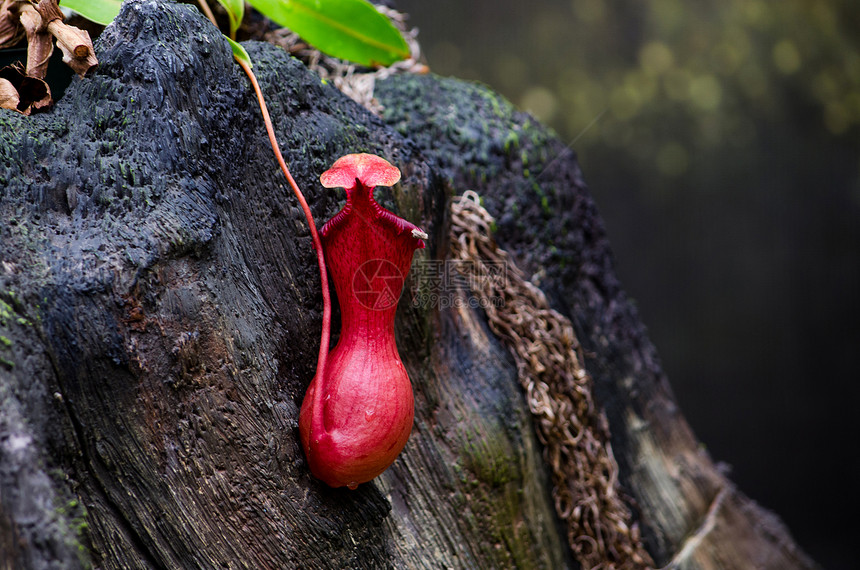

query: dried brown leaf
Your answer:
[0,63,50,114]
[0,0,24,48]
[6,0,96,84]
[18,5,52,79]
[0,76,20,111]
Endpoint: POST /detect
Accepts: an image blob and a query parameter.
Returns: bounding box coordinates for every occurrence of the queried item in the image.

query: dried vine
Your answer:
[449,191,654,569]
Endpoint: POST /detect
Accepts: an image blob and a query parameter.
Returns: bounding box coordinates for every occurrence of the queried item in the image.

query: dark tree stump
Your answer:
[0,1,817,568]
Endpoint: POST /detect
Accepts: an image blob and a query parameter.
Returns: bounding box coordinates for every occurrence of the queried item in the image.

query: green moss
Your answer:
[377,74,559,192]
[455,422,547,569]
[531,182,553,217]
[0,298,14,326]
[503,130,519,154]
[481,88,506,119]
[1,291,33,328]
[460,426,515,488]
[56,498,92,568]
[0,290,34,371]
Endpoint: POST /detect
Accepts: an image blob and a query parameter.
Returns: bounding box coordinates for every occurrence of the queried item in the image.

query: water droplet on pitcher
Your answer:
[365,408,375,421]
[347,481,359,490]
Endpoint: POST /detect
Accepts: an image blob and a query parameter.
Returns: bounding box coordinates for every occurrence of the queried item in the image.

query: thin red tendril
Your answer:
[235,56,331,394]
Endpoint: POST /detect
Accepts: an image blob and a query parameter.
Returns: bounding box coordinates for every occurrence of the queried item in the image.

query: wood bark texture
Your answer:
[0,1,818,568]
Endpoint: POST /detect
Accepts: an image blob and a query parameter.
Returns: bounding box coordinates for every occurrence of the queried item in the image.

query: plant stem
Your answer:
[198,2,331,429]
[196,0,218,32]
[234,55,332,390]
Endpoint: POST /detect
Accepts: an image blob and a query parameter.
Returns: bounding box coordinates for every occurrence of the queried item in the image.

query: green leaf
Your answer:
[216,0,245,39]
[60,0,122,26]
[246,0,409,67]
[227,37,252,68]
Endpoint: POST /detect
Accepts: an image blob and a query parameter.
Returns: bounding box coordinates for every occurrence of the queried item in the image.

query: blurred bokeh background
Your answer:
[396,0,859,566]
